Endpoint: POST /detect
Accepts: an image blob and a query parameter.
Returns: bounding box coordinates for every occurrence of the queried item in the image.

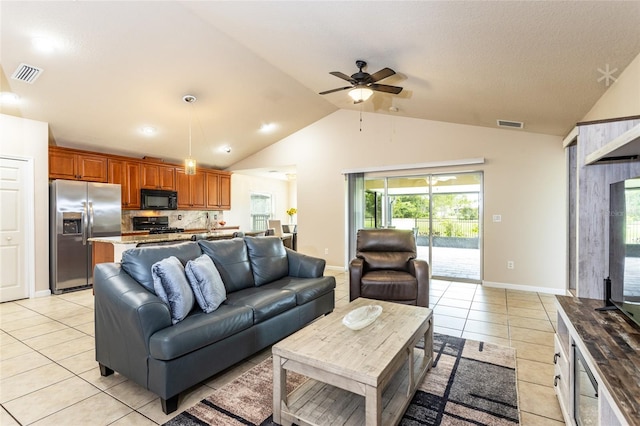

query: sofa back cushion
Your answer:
[121,242,202,293]
[198,239,254,292]
[244,236,288,286]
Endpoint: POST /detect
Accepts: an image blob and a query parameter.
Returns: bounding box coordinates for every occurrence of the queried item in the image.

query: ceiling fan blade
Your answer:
[329,71,354,82]
[368,67,395,83]
[319,86,352,95]
[370,83,403,94]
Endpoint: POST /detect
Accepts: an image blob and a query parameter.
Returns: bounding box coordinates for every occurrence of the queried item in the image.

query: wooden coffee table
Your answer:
[273,298,433,426]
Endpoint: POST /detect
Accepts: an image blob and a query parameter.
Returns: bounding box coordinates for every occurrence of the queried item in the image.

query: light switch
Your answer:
[493,214,502,222]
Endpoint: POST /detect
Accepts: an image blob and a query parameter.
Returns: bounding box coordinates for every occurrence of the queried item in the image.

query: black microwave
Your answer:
[141,189,178,210]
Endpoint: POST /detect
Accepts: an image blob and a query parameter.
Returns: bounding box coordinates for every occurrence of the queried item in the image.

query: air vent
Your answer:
[497,119,524,129]
[11,63,43,84]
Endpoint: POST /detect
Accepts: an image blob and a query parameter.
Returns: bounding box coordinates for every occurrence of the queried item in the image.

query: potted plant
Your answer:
[284,208,297,233]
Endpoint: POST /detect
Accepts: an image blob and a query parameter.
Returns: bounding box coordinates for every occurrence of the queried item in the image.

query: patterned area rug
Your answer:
[164,333,519,425]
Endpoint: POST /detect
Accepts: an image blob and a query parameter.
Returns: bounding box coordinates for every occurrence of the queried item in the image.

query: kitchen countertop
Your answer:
[89,230,287,245]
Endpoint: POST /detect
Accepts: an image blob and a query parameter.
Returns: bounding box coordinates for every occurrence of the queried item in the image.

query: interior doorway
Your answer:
[363,172,482,282]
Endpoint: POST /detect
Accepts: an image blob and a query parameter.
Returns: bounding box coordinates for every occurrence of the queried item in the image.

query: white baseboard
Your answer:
[33,289,52,298]
[325,265,346,272]
[482,280,569,296]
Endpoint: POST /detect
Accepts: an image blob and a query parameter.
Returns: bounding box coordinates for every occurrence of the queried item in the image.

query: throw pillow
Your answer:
[151,256,195,324]
[185,254,227,313]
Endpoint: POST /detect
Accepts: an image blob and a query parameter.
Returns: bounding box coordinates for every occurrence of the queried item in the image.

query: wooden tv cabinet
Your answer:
[554,296,640,425]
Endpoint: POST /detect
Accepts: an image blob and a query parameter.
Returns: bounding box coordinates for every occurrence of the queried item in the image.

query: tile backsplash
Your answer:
[121,210,223,232]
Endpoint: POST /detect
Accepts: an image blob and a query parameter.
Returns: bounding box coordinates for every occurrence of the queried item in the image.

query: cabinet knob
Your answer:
[553,353,560,364]
[6,236,12,241]
[554,375,561,387]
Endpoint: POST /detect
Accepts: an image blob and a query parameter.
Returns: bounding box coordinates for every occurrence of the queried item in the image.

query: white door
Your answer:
[0,158,30,302]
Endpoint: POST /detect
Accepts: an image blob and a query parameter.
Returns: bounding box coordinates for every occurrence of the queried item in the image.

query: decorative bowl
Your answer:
[342,305,383,330]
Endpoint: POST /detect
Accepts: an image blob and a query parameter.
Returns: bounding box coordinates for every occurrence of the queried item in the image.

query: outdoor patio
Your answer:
[417,245,480,281]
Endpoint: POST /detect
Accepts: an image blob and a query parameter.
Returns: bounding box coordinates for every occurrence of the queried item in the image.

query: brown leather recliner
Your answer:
[349,229,429,307]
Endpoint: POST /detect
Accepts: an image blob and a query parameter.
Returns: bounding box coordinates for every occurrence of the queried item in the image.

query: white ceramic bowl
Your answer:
[342,305,383,330]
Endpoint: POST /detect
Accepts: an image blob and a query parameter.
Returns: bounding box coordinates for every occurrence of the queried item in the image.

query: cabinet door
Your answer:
[190,172,206,208]
[158,165,175,190]
[77,154,108,182]
[218,174,231,210]
[176,168,192,209]
[205,172,220,209]
[49,149,77,180]
[141,164,160,189]
[108,160,141,209]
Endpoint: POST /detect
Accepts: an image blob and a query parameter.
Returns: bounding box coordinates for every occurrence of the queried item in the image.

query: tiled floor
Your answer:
[0,271,565,425]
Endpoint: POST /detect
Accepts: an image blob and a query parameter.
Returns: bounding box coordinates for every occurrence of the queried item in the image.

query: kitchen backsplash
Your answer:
[121,210,224,232]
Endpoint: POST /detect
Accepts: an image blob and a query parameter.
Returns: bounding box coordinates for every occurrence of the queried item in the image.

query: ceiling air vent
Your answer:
[497,119,524,129]
[11,63,43,84]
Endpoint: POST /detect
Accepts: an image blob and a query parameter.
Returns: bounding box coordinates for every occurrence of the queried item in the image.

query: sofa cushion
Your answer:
[262,276,336,305]
[121,242,202,293]
[198,239,254,292]
[360,270,417,301]
[360,252,415,272]
[224,287,296,324]
[244,236,288,286]
[148,304,253,360]
[185,254,226,314]
[151,256,195,324]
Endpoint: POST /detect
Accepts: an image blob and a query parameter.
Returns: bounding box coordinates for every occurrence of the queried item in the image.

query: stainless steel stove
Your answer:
[132,216,184,234]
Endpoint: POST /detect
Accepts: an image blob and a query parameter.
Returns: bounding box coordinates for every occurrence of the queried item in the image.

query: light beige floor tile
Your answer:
[79,367,128,391]
[74,321,95,336]
[0,350,52,379]
[510,340,555,364]
[0,302,28,314]
[0,341,33,361]
[45,305,93,322]
[0,333,19,347]
[506,291,541,301]
[0,308,44,324]
[464,319,509,339]
[110,411,158,426]
[470,301,508,314]
[434,325,463,337]
[518,381,564,421]
[22,327,85,350]
[38,335,95,361]
[472,295,507,306]
[507,306,550,320]
[507,299,545,310]
[57,348,97,375]
[442,290,476,301]
[3,376,100,425]
[466,309,508,325]
[510,326,555,347]
[461,331,510,347]
[434,314,466,330]
[106,379,158,409]
[517,359,554,386]
[437,297,472,310]
[138,383,214,424]
[30,392,133,426]
[335,298,350,308]
[433,305,468,319]
[5,320,67,340]
[0,363,73,403]
[520,411,566,425]
[508,316,555,332]
[0,406,19,426]
[57,311,94,327]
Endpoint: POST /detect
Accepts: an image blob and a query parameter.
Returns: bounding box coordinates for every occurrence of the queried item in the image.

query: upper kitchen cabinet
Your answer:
[206,171,232,210]
[176,168,205,209]
[108,159,141,209]
[141,163,176,190]
[49,146,108,182]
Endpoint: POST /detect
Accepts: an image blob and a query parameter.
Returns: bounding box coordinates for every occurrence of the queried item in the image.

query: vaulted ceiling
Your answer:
[1,1,639,170]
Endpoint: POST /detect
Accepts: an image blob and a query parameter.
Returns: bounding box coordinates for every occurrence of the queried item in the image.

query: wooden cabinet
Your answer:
[108,159,141,209]
[49,146,107,182]
[176,168,205,209]
[141,163,175,190]
[205,171,232,210]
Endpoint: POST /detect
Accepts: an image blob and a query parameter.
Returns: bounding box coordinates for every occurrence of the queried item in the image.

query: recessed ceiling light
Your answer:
[0,92,20,105]
[259,123,276,133]
[32,37,58,53]
[221,146,231,153]
[140,126,157,136]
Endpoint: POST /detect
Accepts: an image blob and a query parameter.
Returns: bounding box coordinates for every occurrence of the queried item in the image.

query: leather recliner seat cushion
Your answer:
[360,270,417,301]
[244,236,288,286]
[148,304,254,361]
[224,287,297,324]
[198,239,254,292]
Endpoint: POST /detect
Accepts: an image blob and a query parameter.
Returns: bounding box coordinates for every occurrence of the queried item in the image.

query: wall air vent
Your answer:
[11,63,43,84]
[497,119,524,129]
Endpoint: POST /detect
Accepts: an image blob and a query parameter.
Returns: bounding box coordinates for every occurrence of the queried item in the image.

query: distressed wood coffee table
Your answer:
[273,297,433,426]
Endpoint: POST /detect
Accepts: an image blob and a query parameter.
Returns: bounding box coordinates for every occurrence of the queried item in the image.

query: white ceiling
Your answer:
[1,1,639,171]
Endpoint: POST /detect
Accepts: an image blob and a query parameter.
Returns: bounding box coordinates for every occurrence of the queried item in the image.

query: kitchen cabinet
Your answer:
[205,171,232,210]
[108,159,141,209]
[176,168,205,209]
[49,146,108,182]
[141,163,175,190]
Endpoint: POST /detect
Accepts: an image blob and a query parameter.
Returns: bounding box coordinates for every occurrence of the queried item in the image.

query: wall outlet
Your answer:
[177,215,182,220]
[324,248,329,255]
[507,260,515,269]
[214,214,218,220]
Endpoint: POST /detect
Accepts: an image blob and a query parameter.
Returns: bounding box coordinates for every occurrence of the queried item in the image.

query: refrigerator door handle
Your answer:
[82,201,88,246]
[88,202,95,240]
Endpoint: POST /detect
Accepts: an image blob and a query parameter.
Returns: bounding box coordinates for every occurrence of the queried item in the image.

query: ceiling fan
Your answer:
[319,60,403,103]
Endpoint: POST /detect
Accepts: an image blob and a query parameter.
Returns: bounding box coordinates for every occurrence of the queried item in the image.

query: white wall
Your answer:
[0,114,49,297]
[230,111,566,292]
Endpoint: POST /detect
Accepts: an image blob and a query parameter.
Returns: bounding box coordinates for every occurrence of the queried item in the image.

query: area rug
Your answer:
[164,333,519,425]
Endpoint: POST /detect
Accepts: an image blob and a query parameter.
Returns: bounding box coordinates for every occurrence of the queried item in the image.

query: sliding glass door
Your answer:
[360,172,482,282]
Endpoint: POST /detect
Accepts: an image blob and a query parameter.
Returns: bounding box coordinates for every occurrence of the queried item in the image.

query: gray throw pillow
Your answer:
[185,254,227,313]
[151,256,195,324]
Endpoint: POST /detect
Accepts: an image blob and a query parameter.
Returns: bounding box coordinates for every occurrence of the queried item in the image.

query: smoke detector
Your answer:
[11,63,43,84]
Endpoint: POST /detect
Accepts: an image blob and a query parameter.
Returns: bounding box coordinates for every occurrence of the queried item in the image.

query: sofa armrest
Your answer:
[409,259,430,307]
[348,258,364,301]
[286,248,325,278]
[94,263,172,385]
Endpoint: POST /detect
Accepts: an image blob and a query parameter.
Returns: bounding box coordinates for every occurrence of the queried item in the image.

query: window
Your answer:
[250,193,273,231]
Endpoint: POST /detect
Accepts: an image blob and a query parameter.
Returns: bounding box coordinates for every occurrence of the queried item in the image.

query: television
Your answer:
[608,177,640,327]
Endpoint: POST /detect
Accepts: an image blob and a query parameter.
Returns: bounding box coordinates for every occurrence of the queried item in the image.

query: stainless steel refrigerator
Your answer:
[50,180,121,293]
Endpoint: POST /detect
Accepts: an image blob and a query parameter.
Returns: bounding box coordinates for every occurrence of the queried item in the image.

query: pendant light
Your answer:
[183,94,197,175]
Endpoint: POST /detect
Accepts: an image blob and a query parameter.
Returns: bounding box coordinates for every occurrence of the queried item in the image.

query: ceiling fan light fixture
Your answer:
[349,87,373,103]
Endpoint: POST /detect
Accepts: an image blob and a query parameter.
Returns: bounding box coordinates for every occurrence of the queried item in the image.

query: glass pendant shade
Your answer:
[349,87,373,103]
[183,94,197,175]
[185,157,196,175]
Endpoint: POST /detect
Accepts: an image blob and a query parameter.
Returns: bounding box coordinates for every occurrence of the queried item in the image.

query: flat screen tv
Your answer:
[608,177,640,327]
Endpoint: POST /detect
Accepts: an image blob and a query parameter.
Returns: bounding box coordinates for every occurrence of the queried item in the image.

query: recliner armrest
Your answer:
[286,248,325,278]
[409,259,430,307]
[349,258,364,301]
